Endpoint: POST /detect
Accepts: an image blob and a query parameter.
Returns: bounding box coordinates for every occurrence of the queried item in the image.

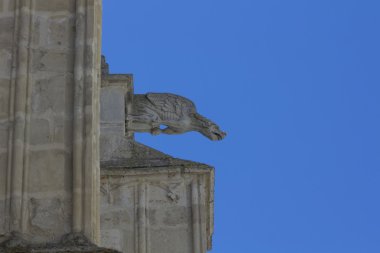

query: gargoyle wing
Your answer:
[146,93,196,121]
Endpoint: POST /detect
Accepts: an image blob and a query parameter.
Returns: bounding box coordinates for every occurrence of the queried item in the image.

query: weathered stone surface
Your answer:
[99,133,214,253]
[29,119,51,145]
[0,0,102,243]
[100,135,131,162]
[0,48,12,78]
[0,122,9,150]
[101,139,207,169]
[0,203,5,239]
[28,149,69,193]
[0,232,121,253]
[0,17,14,47]
[31,50,74,74]
[0,80,10,120]
[100,87,126,135]
[47,15,74,49]
[149,229,192,253]
[100,163,214,253]
[34,0,75,13]
[28,198,70,243]
[31,74,69,114]
[0,152,7,194]
[5,0,15,12]
[127,93,226,140]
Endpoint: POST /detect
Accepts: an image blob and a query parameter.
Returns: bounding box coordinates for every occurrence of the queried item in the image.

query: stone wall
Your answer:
[0,2,217,251]
[0,0,102,244]
[100,166,214,253]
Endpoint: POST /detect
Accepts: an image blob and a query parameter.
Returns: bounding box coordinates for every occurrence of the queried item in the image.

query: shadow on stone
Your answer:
[0,232,121,253]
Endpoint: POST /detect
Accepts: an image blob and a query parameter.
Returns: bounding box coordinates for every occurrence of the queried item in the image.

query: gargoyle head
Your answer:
[193,113,226,141]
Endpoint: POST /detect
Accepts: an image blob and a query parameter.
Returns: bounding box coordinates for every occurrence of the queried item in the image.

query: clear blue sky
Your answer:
[102,1,380,252]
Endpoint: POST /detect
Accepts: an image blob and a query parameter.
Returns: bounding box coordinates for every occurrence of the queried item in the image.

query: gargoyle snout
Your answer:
[204,124,226,141]
[191,113,226,141]
[209,129,226,141]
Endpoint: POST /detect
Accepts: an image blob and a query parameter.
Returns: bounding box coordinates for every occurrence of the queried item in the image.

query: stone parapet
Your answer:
[100,161,214,253]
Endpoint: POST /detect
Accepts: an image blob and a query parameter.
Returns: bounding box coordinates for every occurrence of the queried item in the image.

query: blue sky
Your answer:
[102,1,380,252]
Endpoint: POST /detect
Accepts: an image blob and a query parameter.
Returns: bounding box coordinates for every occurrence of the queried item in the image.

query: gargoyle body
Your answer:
[127,93,226,141]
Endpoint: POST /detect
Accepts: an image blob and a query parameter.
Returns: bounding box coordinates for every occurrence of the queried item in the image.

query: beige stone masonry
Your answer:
[0,0,102,244]
[100,165,214,253]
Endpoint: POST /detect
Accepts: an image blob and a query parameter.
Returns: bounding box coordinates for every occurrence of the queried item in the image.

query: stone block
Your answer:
[100,210,133,229]
[0,122,8,149]
[149,228,192,253]
[47,15,75,49]
[28,197,71,243]
[0,152,7,199]
[100,229,124,253]
[99,135,133,161]
[0,17,14,47]
[0,201,6,240]
[6,0,15,12]
[0,81,9,120]
[31,49,74,74]
[29,118,50,145]
[0,152,8,238]
[30,14,43,48]
[29,70,70,144]
[34,0,75,13]
[28,149,69,193]
[31,74,68,114]
[32,14,75,50]
[100,87,126,133]
[0,48,12,78]
[51,116,67,146]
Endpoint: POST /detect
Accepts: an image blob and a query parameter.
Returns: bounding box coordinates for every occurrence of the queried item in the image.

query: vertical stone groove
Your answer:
[191,177,202,253]
[145,183,150,253]
[134,184,138,252]
[137,183,149,253]
[20,0,34,233]
[83,0,101,241]
[72,0,86,234]
[94,1,102,242]
[8,0,32,233]
[73,0,101,242]
[5,0,20,233]
[207,170,215,250]
[199,176,206,253]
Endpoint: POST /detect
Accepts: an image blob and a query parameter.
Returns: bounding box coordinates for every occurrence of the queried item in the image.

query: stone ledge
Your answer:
[0,233,121,253]
[100,139,212,170]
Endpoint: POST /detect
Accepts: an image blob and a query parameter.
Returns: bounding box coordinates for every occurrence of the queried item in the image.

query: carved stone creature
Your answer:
[127,93,226,141]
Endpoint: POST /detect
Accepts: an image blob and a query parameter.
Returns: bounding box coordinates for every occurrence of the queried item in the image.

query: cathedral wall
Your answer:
[0,0,102,243]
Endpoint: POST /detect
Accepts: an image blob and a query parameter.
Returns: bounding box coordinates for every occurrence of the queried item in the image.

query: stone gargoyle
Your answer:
[126,93,226,141]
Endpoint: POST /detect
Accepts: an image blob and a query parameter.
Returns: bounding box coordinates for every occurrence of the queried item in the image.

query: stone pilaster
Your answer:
[0,0,102,244]
[72,0,102,243]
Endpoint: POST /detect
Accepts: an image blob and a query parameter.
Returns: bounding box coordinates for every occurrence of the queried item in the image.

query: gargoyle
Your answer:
[126,93,226,141]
